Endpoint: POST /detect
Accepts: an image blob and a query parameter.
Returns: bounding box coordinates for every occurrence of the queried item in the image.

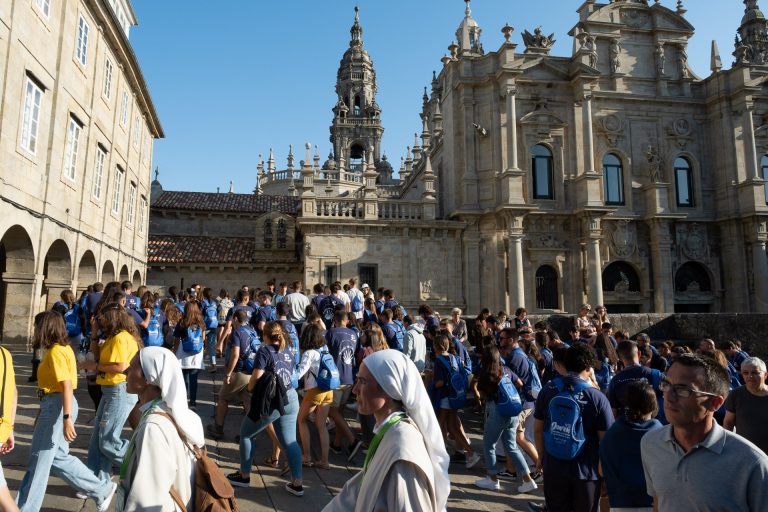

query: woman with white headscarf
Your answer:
[118,346,205,511]
[322,349,450,512]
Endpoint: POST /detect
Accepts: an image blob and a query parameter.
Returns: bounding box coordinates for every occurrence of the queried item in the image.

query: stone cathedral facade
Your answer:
[148,0,768,315]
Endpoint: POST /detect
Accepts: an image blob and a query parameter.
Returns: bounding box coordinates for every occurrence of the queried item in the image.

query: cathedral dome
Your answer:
[322,152,337,171]
[375,154,393,174]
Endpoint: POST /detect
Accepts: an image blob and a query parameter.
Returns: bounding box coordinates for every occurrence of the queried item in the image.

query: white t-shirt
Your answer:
[347,287,364,319]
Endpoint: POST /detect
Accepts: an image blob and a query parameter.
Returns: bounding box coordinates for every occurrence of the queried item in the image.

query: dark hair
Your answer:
[334,310,347,324]
[391,305,403,321]
[100,303,141,342]
[262,321,287,351]
[381,309,393,321]
[403,315,414,326]
[219,288,229,299]
[203,287,214,301]
[236,289,249,303]
[617,340,638,361]
[121,280,132,291]
[313,283,325,295]
[595,333,619,365]
[300,323,326,351]
[418,304,434,316]
[234,309,249,325]
[534,320,549,331]
[259,290,274,301]
[60,290,75,306]
[276,302,290,317]
[622,380,659,422]
[564,344,596,373]
[552,345,569,365]
[670,353,730,397]
[515,307,527,317]
[168,285,179,300]
[534,331,550,349]
[37,311,69,349]
[93,282,104,293]
[161,299,181,325]
[180,301,205,331]
[434,333,450,353]
[480,344,503,387]
[140,291,154,310]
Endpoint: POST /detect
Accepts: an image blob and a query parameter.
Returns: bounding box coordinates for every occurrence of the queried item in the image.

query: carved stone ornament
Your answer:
[610,220,637,258]
[420,279,433,299]
[673,118,691,136]
[621,9,651,29]
[602,114,624,134]
[646,145,663,183]
[521,26,556,49]
[683,223,706,260]
[613,271,631,293]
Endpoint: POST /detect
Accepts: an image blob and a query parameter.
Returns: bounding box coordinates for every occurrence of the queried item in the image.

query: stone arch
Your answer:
[132,269,141,288]
[602,261,641,293]
[0,225,36,342]
[674,261,712,293]
[42,240,73,309]
[102,260,116,283]
[77,251,98,290]
[535,265,559,310]
[119,264,129,282]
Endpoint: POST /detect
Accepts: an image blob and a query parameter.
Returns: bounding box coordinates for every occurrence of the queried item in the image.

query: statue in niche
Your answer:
[610,39,621,74]
[614,271,631,294]
[655,43,665,75]
[582,34,598,68]
[421,279,433,298]
[678,45,690,78]
[646,145,663,183]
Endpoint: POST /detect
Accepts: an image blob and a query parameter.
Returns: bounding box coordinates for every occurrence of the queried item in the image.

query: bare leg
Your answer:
[0,485,19,512]
[297,399,316,463]
[314,404,331,466]
[328,406,354,446]
[516,430,538,465]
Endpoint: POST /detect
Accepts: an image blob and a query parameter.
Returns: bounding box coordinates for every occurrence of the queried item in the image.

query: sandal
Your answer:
[263,457,279,468]
[280,465,291,477]
[301,460,314,468]
[313,462,330,470]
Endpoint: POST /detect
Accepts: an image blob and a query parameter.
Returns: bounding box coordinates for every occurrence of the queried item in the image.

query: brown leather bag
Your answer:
[155,412,239,512]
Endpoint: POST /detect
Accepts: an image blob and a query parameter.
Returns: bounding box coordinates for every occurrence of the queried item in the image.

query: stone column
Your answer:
[2,272,42,345]
[463,231,481,312]
[583,95,596,174]
[751,240,768,312]
[508,235,525,310]
[744,106,759,181]
[505,84,519,171]
[648,220,674,312]
[587,238,603,308]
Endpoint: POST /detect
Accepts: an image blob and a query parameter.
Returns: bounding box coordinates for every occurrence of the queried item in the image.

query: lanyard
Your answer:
[119,398,161,480]
[362,412,406,480]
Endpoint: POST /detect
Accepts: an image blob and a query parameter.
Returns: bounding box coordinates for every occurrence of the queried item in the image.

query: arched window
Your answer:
[263,219,273,249]
[674,262,711,293]
[349,144,365,172]
[674,157,694,207]
[603,153,624,205]
[277,220,287,249]
[761,154,768,205]
[532,144,554,199]
[535,265,558,309]
[602,261,641,293]
[353,95,361,116]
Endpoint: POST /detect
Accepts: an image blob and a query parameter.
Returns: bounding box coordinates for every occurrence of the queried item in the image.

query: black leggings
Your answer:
[182,369,199,405]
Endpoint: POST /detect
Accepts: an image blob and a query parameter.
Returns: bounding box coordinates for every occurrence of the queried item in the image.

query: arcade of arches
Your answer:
[0,225,144,344]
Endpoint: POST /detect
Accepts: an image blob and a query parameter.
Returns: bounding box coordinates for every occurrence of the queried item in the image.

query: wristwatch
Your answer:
[63,414,71,420]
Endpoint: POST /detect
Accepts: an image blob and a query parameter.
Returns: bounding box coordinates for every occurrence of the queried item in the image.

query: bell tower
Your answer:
[330,6,384,174]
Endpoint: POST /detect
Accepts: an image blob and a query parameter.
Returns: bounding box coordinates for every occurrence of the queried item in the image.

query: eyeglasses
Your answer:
[659,379,721,399]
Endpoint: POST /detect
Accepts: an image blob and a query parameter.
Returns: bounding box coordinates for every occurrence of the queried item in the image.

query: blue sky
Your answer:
[130,0,740,193]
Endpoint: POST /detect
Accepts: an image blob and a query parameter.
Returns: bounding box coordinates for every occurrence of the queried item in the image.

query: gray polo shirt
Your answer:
[641,422,768,511]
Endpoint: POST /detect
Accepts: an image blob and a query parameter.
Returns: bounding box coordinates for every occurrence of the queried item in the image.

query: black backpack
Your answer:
[247,351,287,422]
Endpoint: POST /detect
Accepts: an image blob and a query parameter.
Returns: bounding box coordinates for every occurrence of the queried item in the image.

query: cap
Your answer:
[361,283,370,289]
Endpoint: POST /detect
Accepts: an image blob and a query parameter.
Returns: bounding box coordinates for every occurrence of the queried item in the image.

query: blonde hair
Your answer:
[262,321,287,352]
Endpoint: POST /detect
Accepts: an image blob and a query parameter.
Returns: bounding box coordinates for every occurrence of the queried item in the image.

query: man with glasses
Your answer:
[641,354,768,511]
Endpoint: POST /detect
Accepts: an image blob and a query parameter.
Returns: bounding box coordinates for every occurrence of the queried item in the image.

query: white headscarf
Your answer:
[139,346,205,447]
[363,349,450,511]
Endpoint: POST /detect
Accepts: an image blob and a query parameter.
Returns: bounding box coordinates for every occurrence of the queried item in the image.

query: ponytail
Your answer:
[263,321,286,352]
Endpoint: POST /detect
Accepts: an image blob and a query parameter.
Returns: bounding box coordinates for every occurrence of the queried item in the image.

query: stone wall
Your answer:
[528,314,768,358]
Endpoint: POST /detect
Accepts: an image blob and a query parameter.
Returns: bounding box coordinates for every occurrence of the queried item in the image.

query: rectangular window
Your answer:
[75,15,89,66]
[126,181,136,224]
[132,115,140,147]
[120,92,129,127]
[358,264,378,293]
[142,134,149,164]
[92,146,106,199]
[675,169,694,207]
[103,58,113,99]
[111,167,124,214]
[138,195,147,234]
[604,166,624,205]
[324,264,337,286]
[20,77,43,154]
[35,0,50,17]
[532,155,554,199]
[63,116,82,181]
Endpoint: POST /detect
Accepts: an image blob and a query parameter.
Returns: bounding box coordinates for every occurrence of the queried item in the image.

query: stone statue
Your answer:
[521,26,556,49]
[583,34,598,68]
[655,43,665,75]
[679,45,690,78]
[610,39,621,74]
[646,145,663,183]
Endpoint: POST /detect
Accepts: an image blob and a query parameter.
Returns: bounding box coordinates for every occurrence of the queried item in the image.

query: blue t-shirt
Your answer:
[381,322,404,351]
[599,417,662,507]
[607,364,662,409]
[125,294,141,310]
[226,304,256,323]
[254,304,276,325]
[254,344,295,390]
[505,347,531,384]
[326,327,358,385]
[433,354,454,399]
[229,325,258,373]
[278,320,300,363]
[86,292,103,318]
[534,375,615,480]
[127,307,144,327]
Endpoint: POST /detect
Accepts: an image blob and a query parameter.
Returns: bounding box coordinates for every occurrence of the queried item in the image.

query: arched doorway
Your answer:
[535,265,559,310]
[42,240,72,309]
[0,226,36,343]
[602,261,642,313]
[102,260,115,283]
[132,270,141,288]
[674,262,713,313]
[119,265,129,282]
[78,251,98,291]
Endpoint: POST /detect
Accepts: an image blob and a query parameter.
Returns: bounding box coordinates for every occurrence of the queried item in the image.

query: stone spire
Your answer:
[267,148,275,173]
[711,40,723,73]
[286,145,294,171]
[350,5,363,47]
[735,0,768,65]
[456,0,482,55]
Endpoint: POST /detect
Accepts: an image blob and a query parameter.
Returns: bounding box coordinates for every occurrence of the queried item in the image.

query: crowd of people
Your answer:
[0,280,766,511]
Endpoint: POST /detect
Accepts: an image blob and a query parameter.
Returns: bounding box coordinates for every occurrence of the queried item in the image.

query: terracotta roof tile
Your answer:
[148,236,256,264]
[152,191,300,215]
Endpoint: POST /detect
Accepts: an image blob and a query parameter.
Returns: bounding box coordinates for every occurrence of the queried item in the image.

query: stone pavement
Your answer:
[3,349,546,511]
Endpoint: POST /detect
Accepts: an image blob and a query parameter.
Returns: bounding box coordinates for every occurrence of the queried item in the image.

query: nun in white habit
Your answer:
[322,349,450,512]
[118,346,205,511]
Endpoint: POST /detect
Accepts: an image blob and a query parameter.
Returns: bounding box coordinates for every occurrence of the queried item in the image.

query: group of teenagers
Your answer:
[2,279,768,512]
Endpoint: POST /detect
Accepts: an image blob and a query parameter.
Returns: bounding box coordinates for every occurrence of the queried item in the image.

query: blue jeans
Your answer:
[206,329,217,365]
[17,394,112,511]
[87,382,137,481]
[239,388,302,480]
[483,401,530,477]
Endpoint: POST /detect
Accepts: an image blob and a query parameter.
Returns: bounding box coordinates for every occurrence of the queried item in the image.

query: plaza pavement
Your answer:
[3,349,545,511]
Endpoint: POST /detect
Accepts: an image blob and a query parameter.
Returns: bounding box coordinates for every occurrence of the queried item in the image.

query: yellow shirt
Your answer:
[0,347,15,443]
[38,344,77,395]
[97,330,139,386]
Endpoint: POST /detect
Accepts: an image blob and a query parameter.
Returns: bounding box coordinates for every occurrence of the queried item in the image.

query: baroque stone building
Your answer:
[0,0,161,342]
[149,0,768,316]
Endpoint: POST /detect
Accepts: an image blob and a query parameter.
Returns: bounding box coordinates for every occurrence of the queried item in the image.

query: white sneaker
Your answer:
[97,482,117,512]
[518,479,538,494]
[76,492,87,499]
[475,477,501,490]
[465,452,482,469]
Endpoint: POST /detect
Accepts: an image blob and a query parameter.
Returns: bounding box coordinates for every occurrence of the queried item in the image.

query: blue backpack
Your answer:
[313,347,340,391]
[543,377,591,460]
[319,296,344,329]
[496,369,523,418]
[515,348,542,402]
[351,292,363,313]
[260,305,277,323]
[439,354,469,409]
[64,306,81,337]
[202,299,218,330]
[181,326,204,354]
[241,326,262,373]
[144,312,164,347]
